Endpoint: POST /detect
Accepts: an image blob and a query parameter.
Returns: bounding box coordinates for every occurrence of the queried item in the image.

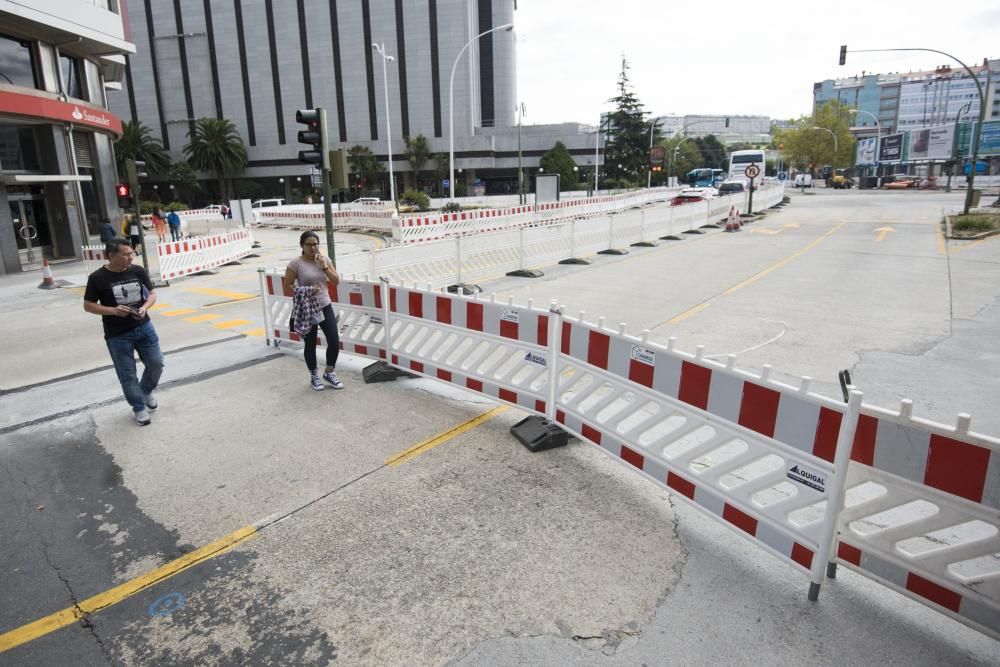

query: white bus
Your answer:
[728,149,766,181]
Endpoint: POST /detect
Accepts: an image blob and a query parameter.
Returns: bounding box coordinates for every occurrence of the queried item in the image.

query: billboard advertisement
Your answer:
[956,120,1000,158]
[855,137,877,166]
[908,125,955,160]
[878,133,904,163]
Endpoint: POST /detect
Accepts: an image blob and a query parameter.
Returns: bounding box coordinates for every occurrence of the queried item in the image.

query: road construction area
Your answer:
[1,189,999,665]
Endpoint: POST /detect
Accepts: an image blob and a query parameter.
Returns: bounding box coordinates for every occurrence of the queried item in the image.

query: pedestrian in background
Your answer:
[83,237,164,426]
[99,216,116,243]
[121,214,142,254]
[283,231,344,391]
[167,209,182,241]
[151,207,167,243]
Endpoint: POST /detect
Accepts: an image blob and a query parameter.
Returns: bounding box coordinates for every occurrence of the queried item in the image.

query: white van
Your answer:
[250,198,285,222]
[793,174,813,188]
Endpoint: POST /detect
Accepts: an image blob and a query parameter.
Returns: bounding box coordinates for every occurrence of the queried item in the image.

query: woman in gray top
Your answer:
[283,231,344,391]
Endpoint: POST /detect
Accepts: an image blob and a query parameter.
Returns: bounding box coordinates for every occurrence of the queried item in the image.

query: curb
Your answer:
[943,212,1000,240]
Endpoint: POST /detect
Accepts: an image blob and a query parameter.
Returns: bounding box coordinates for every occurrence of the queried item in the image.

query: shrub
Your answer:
[952,214,998,233]
[164,201,190,212]
[400,188,430,211]
[442,201,462,213]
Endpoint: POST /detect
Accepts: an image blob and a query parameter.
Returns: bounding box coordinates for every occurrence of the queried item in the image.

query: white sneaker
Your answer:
[135,408,151,426]
[145,392,157,410]
[323,370,344,389]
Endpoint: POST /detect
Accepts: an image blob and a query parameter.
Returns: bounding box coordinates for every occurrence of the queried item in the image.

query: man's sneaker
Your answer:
[135,408,151,426]
[145,392,157,410]
[323,370,344,389]
[310,371,325,391]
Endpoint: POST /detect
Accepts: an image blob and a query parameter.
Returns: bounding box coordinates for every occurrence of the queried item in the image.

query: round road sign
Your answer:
[745,164,761,179]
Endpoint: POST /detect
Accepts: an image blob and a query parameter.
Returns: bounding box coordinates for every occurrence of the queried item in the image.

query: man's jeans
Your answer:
[106,321,164,412]
[169,226,181,241]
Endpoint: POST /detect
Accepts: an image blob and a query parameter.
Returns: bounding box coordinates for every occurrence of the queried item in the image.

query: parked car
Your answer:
[671,187,716,205]
[251,198,285,209]
[793,173,813,188]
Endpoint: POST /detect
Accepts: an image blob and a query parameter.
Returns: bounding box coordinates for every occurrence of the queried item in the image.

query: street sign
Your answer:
[745,164,761,179]
[310,167,321,187]
[778,172,788,181]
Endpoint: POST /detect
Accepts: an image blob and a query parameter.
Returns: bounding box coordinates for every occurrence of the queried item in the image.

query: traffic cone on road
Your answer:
[726,207,738,232]
[37,259,57,290]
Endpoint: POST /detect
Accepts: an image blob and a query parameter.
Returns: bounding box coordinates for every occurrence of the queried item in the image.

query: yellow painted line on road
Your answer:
[723,223,845,296]
[950,233,1000,254]
[242,328,266,338]
[212,319,252,330]
[182,287,257,300]
[874,226,895,242]
[385,405,510,467]
[148,303,172,311]
[160,308,197,317]
[0,525,256,654]
[184,313,223,323]
[668,303,709,325]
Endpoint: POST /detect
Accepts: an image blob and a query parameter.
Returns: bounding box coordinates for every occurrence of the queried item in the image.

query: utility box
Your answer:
[535,173,560,203]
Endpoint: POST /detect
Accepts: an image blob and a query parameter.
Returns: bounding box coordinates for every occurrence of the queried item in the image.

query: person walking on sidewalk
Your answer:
[167,209,182,241]
[83,237,164,425]
[283,231,344,391]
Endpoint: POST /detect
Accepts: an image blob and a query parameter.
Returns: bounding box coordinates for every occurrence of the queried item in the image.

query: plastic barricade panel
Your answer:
[834,404,1000,639]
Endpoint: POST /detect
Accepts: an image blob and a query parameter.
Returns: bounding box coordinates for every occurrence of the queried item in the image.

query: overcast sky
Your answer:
[514,1,1000,126]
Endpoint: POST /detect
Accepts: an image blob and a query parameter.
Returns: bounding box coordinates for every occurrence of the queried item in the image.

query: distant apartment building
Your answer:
[0,0,133,275]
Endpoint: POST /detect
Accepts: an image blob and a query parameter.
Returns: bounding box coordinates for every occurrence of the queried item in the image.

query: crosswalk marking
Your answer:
[242,328,265,337]
[149,304,171,311]
[182,287,257,300]
[160,308,197,316]
[184,313,223,323]
[212,319,252,329]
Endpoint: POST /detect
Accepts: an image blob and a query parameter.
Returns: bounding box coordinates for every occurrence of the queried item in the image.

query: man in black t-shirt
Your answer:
[84,238,164,426]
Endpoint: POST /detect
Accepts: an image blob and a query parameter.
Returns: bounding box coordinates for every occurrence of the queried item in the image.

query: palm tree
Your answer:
[404,134,431,190]
[113,120,170,179]
[347,145,384,195]
[183,118,248,201]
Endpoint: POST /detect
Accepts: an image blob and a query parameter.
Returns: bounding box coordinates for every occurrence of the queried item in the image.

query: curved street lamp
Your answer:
[449,23,514,200]
[372,42,397,207]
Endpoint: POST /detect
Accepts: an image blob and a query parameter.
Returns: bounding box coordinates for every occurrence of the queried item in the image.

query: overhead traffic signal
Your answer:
[125,159,147,184]
[296,109,323,165]
[839,45,847,66]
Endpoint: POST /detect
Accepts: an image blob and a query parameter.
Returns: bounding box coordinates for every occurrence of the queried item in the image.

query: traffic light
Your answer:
[125,159,147,183]
[296,109,323,165]
[839,45,847,66]
[651,165,662,173]
[115,183,132,207]
[329,148,349,189]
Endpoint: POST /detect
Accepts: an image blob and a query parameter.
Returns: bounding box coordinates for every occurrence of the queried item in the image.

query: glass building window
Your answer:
[60,54,84,100]
[0,125,41,171]
[0,33,38,88]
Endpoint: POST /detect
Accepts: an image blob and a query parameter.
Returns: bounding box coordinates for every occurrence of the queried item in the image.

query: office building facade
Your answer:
[110,0,543,197]
[0,0,132,274]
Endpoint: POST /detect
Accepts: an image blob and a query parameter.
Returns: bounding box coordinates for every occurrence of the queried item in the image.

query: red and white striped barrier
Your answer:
[81,244,106,273]
[156,229,254,280]
[258,271,1000,639]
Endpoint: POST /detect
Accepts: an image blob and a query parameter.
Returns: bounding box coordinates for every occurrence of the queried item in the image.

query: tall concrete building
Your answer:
[0,0,133,274]
[110,0,546,196]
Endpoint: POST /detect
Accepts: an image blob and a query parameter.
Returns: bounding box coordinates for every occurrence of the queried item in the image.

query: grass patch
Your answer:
[951,211,1000,237]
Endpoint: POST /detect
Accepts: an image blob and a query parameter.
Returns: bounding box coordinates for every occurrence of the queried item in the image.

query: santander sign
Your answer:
[0,90,123,136]
[71,105,112,128]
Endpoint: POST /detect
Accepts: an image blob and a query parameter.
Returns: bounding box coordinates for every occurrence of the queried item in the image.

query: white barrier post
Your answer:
[545,301,563,422]
[456,234,463,286]
[518,226,526,271]
[258,267,272,346]
[569,219,577,259]
[809,387,863,601]
[639,209,646,243]
[608,213,615,249]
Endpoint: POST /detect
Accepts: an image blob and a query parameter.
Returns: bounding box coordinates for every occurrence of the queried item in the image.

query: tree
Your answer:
[539,141,578,189]
[348,145,384,195]
[660,136,703,182]
[167,160,200,203]
[183,118,248,202]
[404,134,431,190]
[774,101,855,173]
[114,120,170,179]
[604,57,649,187]
[694,135,728,170]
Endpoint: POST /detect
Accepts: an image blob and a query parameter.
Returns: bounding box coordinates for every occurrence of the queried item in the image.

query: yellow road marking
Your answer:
[242,328,265,337]
[65,287,85,296]
[668,303,709,325]
[749,228,781,235]
[160,308,197,317]
[0,525,256,654]
[184,313,223,323]
[385,405,509,467]
[148,303,171,311]
[182,287,257,300]
[723,223,845,296]
[212,319,252,329]
[874,226,895,242]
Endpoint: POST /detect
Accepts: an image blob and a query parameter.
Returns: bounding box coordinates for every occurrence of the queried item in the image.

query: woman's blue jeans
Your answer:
[106,320,164,412]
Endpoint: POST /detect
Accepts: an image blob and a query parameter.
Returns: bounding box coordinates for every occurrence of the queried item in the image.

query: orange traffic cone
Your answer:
[38,258,57,290]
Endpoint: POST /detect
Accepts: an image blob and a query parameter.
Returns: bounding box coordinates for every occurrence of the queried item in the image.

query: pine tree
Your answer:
[604,57,648,186]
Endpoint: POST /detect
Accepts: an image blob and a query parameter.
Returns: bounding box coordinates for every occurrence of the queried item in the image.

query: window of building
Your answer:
[84,59,104,107]
[0,125,41,171]
[59,54,84,100]
[0,33,38,88]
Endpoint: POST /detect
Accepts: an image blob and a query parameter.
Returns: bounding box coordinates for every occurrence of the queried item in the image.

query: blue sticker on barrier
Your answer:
[148,592,185,617]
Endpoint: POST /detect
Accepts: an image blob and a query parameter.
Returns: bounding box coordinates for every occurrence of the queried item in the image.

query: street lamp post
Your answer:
[840,46,986,214]
[848,108,881,186]
[811,126,838,155]
[449,23,514,200]
[371,42,397,208]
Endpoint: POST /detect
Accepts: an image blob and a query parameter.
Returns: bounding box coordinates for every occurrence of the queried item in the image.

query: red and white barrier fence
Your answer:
[157,229,254,280]
[258,270,1000,638]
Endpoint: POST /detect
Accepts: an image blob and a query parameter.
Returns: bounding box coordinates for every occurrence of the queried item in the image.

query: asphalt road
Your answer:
[1,189,998,665]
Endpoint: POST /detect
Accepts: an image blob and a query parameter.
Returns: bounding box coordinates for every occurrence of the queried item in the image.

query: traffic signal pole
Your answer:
[318,108,336,264]
[125,158,151,272]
